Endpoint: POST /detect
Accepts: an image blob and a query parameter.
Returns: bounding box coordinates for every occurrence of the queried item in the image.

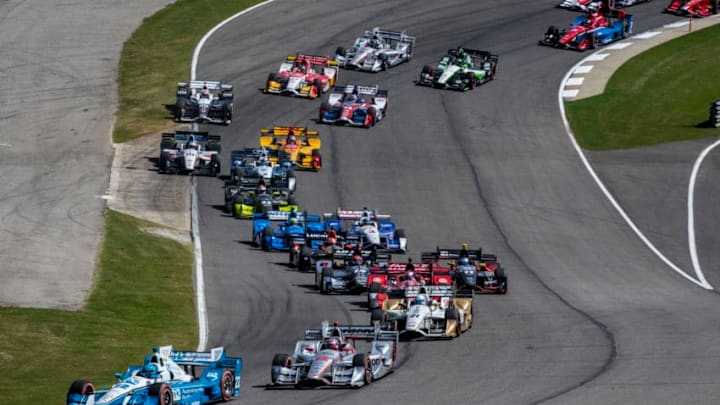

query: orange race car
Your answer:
[259,126,322,171]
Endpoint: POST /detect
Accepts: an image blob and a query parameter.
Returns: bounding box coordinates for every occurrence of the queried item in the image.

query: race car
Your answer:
[314,248,391,294]
[538,8,633,51]
[418,47,498,91]
[322,208,407,253]
[665,0,718,16]
[371,285,473,339]
[228,148,296,191]
[265,53,339,99]
[259,126,322,171]
[159,131,221,176]
[271,320,398,388]
[224,185,298,219]
[67,345,242,405]
[252,210,326,252]
[334,27,416,72]
[318,84,388,128]
[421,246,508,294]
[558,0,651,11]
[175,80,233,125]
[366,261,453,310]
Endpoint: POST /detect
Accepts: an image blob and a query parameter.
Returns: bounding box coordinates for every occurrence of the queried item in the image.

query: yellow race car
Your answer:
[259,126,322,171]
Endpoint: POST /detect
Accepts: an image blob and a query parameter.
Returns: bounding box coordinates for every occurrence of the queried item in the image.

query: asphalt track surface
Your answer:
[0,0,174,309]
[194,1,720,403]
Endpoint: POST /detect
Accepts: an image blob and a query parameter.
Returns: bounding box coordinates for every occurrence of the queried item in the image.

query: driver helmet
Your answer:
[353,254,363,265]
[288,216,298,225]
[415,294,426,306]
[187,140,197,149]
[140,363,160,378]
[327,235,337,245]
[587,3,599,12]
[326,338,340,351]
[201,85,209,95]
[287,135,297,145]
[459,257,470,266]
[406,271,416,281]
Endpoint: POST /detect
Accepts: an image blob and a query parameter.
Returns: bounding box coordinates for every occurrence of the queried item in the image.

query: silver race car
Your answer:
[334,27,415,72]
[271,321,398,388]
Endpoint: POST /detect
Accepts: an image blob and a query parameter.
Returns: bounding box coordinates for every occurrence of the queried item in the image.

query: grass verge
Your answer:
[565,23,720,150]
[114,0,265,143]
[0,211,196,403]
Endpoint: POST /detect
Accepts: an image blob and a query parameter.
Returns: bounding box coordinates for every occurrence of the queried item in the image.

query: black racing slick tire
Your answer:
[422,65,432,75]
[320,267,333,294]
[370,309,387,323]
[495,266,508,294]
[335,46,346,57]
[149,383,173,405]
[261,227,273,251]
[369,283,382,293]
[366,107,377,128]
[69,380,95,396]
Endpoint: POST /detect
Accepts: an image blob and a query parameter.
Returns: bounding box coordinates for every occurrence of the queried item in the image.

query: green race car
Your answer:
[224,185,298,219]
[418,47,498,91]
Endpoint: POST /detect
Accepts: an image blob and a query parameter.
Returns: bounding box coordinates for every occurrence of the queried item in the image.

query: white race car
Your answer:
[371,285,473,339]
[271,321,398,388]
[159,131,221,176]
[334,27,415,72]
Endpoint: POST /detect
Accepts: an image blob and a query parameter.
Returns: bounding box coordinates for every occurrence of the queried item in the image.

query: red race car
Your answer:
[367,262,453,310]
[421,246,508,294]
[665,0,718,17]
[265,54,339,99]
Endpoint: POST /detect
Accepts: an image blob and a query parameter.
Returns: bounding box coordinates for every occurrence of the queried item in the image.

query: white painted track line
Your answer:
[190,0,276,352]
[687,140,720,289]
[558,52,713,290]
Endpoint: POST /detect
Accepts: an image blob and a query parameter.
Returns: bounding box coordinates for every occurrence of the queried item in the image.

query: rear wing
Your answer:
[305,321,399,341]
[162,131,221,144]
[326,208,391,221]
[405,285,455,298]
[293,53,338,66]
[177,80,232,91]
[370,27,416,47]
[254,211,321,222]
[422,247,498,263]
[331,84,388,97]
[169,346,242,373]
[260,126,320,137]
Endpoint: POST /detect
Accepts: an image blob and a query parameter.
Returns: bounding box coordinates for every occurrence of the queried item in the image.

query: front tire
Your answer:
[220,369,234,401]
[352,353,372,386]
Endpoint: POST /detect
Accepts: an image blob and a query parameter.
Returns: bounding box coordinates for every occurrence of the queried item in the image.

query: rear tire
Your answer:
[262,227,273,251]
[371,309,387,323]
[313,78,323,98]
[321,267,333,294]
[220,369,234,401]
[366,107,377,128]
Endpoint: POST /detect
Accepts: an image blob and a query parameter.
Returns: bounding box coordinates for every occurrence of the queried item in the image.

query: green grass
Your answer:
[0,211,196,403]
[114,0,265,143]
[565,24,720,150]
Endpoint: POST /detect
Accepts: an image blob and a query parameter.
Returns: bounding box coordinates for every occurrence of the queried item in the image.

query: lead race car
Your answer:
[417,47,498,91]
[159,131,221,176]
[175,80,233,125]
[334,27,416,72]
[67,345,242,405]
[539,7,633,51]
[665,0,718,17]
[271,321,398,388]
[265,53,339,99]
[318,84,388,128]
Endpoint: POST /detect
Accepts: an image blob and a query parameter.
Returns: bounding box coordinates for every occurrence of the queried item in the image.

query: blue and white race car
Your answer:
[324,208,407,253]
[67,346,242,405]
[252,210,327,253]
